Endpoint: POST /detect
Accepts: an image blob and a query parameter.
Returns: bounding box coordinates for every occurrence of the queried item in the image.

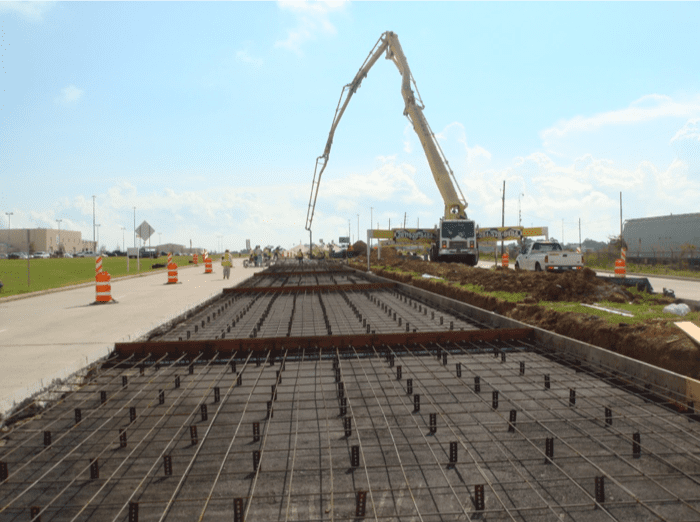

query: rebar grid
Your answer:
[4,263,700,521]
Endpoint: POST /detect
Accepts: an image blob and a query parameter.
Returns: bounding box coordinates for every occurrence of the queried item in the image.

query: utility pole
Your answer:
[357,214,359,245]
[619,191,623,240]
[578,218,582,252]
[121,226,126,252]
[501,180,505,256]
[403,212,406,228]
[562,219,564,245]
[95,224,100,253]
[370,207,373,251]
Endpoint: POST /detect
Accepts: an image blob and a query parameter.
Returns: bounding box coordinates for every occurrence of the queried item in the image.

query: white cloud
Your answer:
[55,85,84,104]
[541,94,700,147]
[275,0,346,56]
[322,159,433,207]
[236,49,263,69]
[0,1,54,21]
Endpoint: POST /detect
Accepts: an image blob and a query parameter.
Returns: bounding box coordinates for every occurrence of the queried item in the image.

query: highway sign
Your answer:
[136,221,155,241]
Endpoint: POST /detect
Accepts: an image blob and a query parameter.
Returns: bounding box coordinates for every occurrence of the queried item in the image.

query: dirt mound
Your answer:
[350,258,698,379]
[364,258,638,304]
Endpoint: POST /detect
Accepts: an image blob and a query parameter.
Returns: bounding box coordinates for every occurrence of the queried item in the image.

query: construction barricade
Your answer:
[614,258,626,278]
[205,257,213,274]
[167,263,178,284]
[501,253,509,269]
[96,256,103,275]
[95,271,112,303]
[193,253,198,265]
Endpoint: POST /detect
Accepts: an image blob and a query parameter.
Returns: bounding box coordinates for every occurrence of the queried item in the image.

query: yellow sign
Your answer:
[369,229,394,239]
[392,228,437,244]
[522,227,548,238]
[478,227,523,242]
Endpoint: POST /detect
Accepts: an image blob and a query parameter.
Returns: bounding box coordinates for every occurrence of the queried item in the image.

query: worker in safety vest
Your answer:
[221,249,232,279]
[296,249,303,265]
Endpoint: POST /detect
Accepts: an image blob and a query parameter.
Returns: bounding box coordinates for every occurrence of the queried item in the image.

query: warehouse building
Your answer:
[623,212,700,266]
[0,228,96,255]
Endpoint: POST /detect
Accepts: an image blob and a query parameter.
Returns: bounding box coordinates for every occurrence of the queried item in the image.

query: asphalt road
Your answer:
[0,259,262,412]
[476,259,700,301]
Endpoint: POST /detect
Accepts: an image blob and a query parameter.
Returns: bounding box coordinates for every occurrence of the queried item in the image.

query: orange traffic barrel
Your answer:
[614,258,626,278]
[205,258,213,274]
[501,253,509,268]
[95,256,103,275]
[193,253,198,265]
[167,263,178,284]
[95,271,112,303]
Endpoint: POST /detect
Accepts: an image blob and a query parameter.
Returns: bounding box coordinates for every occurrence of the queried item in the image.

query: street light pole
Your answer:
[92,195,96,248]
[121,226,126,252]
[356,214,359,245]
[5,212,13,254]
[95,224,100,253]
[55,219,62,253]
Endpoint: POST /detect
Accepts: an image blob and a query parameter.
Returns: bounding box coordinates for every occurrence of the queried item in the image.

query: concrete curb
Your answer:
[0,262,201,304]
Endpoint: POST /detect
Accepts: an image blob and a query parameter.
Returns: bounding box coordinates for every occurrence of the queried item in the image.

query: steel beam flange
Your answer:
[114,328,534,357]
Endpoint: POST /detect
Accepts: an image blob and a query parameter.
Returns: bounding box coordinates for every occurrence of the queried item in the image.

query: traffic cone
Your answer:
[167,262,179,284]
[95,271,114,304]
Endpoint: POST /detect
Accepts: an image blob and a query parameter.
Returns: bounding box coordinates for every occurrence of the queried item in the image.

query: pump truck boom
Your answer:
[304,30,479,265]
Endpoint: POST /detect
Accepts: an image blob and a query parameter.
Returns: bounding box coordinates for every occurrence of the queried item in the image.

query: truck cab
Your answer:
[432,218,479,265]
[515,241,583,272]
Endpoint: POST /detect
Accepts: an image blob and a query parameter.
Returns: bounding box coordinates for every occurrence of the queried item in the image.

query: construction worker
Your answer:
[221,249,232,279]
[296,249,303,265]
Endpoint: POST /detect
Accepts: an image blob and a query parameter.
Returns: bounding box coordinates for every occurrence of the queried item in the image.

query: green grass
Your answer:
[0,255,199,298]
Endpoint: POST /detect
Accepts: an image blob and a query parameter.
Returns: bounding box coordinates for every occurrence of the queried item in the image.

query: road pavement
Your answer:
[0,259,262,413]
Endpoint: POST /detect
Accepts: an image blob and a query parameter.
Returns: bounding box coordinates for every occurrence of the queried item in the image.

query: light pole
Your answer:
[121,226,126,252]
[55,219,62,253]
[92,195,96,247]
[5,212,12,253]
[133,207,136,248]
[518,193,524,227]
[357,214,359,245]
[370,207,373,250]
[95,224,101,253]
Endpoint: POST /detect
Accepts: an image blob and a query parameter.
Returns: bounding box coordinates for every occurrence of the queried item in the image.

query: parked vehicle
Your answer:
[33,251,50,259]
[63,253,73,258]
[0,253,7,259]
[515,240,584,272]
[9,252,28,259]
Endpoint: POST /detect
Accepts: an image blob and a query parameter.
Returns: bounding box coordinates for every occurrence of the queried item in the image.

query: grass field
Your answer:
[0,255,206,298]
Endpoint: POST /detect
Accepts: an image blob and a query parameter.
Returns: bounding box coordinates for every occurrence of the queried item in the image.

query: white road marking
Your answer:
[0,329,6,334]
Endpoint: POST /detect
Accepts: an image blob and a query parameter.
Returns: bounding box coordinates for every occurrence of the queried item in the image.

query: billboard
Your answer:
[478,227,523,242]
[391,229,437,244]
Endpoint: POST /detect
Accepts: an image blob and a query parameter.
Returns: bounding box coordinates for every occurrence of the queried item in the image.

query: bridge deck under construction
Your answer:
[2,260,700,521]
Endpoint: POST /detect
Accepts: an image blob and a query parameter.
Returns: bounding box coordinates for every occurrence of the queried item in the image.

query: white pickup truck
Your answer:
[515,241,584,272]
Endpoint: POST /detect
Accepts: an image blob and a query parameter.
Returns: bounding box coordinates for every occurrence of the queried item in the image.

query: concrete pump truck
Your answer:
[305,31,479,265]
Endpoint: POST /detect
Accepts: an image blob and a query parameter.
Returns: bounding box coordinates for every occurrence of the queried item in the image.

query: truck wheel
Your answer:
[535,262,542,272]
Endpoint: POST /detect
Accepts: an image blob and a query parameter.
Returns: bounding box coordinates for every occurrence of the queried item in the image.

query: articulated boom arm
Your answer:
[305,31,467,232]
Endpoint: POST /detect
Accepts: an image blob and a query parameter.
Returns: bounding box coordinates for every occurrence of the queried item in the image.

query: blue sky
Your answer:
[2,1,699,252]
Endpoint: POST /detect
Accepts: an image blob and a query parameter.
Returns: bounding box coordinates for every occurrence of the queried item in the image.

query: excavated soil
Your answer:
[351,251,700,380]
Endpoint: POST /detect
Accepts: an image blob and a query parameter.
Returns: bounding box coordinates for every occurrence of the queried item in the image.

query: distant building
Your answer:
[623,212,700,265]
[0,228,95,255]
